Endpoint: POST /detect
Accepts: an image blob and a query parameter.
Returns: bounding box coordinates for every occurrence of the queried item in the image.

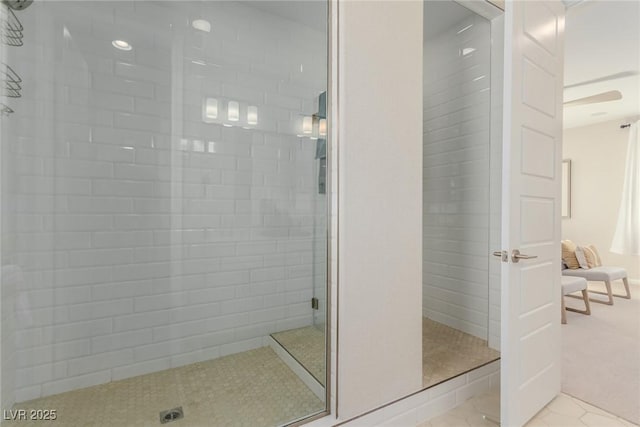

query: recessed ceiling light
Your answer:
[192,19,211,33]
[112,40,132,51]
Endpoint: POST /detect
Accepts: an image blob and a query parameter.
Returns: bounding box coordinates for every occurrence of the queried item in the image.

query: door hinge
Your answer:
[311,297,319,310]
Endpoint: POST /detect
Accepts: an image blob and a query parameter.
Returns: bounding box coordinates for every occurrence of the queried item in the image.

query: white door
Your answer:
[500,1,565,426]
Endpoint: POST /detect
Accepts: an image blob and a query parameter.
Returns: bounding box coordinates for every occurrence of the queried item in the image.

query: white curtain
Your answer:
[611,120,640,255]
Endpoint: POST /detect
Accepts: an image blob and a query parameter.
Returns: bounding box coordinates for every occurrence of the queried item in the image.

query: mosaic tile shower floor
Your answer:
[6,319,498,427]
[271,319,500,391]
[271,325,326,386]
[422,317,500,388]
[6,347,324,427]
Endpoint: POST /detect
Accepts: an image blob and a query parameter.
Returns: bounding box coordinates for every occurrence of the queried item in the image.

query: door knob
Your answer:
[492,250,508,262]
[511,249,537,263]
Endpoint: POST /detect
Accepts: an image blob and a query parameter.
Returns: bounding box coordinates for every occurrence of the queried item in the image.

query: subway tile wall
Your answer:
[1,1,328,403]
[422,13,493,340]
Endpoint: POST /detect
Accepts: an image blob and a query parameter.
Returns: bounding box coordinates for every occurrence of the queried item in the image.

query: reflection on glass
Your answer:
[0,1,328,425]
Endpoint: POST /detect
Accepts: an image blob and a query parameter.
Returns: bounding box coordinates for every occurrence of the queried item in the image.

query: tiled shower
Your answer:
[420,0,501,387]
[0,1,328,424]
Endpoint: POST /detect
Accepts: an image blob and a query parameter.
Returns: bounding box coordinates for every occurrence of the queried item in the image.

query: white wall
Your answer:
[422,10,492,340]
[563,118,640,282]
[337,0,423,419]
[2,1,328,404]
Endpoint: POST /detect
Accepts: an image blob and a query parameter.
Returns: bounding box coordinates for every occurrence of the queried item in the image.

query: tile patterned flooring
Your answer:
[271,326,326,386]
[419,389,639,427]
[270,318,500,390]
[5,347,324,427]
[6,323,629,427]
[5,319,501,426]
[422,317,500,388]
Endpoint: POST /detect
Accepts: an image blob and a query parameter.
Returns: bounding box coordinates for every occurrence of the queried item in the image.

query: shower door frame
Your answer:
[289,0,335,424]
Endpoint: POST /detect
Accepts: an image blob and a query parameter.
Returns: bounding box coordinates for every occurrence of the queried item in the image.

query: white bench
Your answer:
[562,266,630,305]
[561,276,591,324]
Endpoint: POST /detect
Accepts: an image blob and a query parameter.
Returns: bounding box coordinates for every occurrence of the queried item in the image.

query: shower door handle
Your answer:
[511,249,537,263]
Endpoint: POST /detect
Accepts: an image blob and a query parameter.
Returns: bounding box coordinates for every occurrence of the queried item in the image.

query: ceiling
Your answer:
[423,1,475,40]
[216,0,638,130]
[242,1,327,32]
[563,0,640,129]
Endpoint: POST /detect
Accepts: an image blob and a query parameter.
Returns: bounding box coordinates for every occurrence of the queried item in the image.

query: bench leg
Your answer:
[622,277,631,299]
[562,289,591,323]
[561,294,567,324]
[566,289,591,316]
[588,279,630,302]
[587,280,614,305]
[583,289,591,314]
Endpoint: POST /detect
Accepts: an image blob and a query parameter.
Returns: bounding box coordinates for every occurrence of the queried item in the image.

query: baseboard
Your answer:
[267,336,326,403]
[628,278,639,286]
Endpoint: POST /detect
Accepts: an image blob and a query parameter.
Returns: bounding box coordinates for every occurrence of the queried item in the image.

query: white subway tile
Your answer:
[92,73,154,98]
[7,0,331,401]
[16,340,90,368]
[186,287,236,305]
[111,358,171,381]
[68,87,134,112]
[152,320,209,342]
[115,61,170,85]
[218,337,262,357]
[41,370,112,397]
[68,349,133,377]
[91,330,153,353]
[114,163,171,181]
[69,142,135,164]
[114,112,171,134]
[111,262,172,281]
[53,267,113,287]
[220,296,264,315]
[91,280,155,301]
[45,215,112,232]
[68,299,133,321]
[92,231,154,248]
[113,310,171,332]
[91,126,154,149]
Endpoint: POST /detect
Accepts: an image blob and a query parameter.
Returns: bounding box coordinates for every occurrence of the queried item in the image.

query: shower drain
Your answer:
[159,407,184,424]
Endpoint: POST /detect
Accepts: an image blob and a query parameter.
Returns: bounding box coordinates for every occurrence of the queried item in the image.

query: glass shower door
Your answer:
[0,2,329,425]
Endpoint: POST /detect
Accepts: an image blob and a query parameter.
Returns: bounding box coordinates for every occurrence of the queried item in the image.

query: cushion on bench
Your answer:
[561,276,588,294]
[562,266,627,282]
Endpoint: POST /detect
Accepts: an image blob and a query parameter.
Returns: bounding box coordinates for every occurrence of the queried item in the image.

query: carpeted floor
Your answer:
[562,281,640,425]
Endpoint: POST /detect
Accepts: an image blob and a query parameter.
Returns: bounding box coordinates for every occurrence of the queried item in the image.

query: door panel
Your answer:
[501,1,565,426]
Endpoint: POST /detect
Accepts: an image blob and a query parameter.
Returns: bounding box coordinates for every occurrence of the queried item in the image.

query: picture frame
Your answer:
[562,159,571,218]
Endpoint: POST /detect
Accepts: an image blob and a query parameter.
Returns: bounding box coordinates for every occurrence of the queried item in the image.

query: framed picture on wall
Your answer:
[562,159,571,218]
